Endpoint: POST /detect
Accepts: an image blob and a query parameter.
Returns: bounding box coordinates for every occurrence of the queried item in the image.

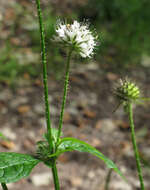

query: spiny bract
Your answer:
[115,79,140,102]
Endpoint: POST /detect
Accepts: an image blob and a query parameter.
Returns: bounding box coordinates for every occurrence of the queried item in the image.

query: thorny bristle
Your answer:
[114,78,140,103]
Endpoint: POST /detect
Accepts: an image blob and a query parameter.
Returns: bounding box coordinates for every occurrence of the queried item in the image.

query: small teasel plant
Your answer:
[0,0,125,189]
[114,78,150,190]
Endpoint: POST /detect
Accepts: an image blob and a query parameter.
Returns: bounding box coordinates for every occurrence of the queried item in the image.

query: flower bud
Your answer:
[115,79,140,103]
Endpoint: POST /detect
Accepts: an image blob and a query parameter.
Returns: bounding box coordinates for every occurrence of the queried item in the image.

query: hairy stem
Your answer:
[128,103,145,190]
[35,0,53,151]
[51,160,60,190]
[56,49,73,145]
[1,183,8,190]
[35,1,60,189]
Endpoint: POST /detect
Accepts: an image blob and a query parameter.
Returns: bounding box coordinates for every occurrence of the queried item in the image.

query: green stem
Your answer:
[56,49,73,145]
[35,1,60,189]
[105,169,113,190]
[1,183,8,190]
[35,0,53,151]
[51,160,60,190]
[128,103,145,190]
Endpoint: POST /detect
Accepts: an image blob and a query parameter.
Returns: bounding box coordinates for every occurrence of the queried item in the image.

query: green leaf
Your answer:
[0,152,40,183]
[56,137,125,180]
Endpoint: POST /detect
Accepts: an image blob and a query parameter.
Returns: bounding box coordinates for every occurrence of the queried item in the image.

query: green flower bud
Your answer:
[36,140,54,167]
[115,79,140,103]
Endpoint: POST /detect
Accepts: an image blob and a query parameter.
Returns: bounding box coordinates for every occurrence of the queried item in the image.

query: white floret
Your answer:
[53,20,97,58]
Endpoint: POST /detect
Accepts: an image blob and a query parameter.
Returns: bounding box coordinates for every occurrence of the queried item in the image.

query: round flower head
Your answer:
[115,78,140,103]
[114,78,150,113]
[53,20,98,58]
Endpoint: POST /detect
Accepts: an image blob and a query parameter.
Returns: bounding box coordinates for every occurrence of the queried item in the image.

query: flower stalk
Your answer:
[35,0,53,151]
[128,103,145,190]
[35,0,60,189]
[114,79,145,189]
[53,20,97,145]
[56,49,73,145]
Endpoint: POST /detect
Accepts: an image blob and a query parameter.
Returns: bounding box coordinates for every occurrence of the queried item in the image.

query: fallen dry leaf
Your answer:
[4,8,16,21]
[120,141,132,155]
[63,111,72,123]
[34,79,43,87]
[0,140,15,149]
[106,72,118,81]
[70,176,83,187]
[76,118,88,128]
[10,37,21,46]
[58,154,69,163]
[115,120,129,130]
[23,73,30,80]
[83,109,96,119]
[23,139,35,151]
[95,120,102,129]
[91,138,101,147]
[18,105,30,114]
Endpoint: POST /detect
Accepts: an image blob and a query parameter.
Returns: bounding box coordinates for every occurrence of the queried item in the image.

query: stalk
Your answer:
[35,0,52,152]
[128,103,145,190]
[1,183,8,190]
[105,169,113,190]
[35,0,60,189]
[52,161,60,190]
[56,49,73,145]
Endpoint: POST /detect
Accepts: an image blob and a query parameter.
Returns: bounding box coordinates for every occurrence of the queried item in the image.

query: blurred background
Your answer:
[0,0,150,190]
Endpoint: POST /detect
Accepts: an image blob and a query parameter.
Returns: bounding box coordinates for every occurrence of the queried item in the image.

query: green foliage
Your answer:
[0,153,40,183]
[55,137,125,179]
[0,44,18,83]
[0,44,41,85]
[78,0,150,65]
[36,131,124,180]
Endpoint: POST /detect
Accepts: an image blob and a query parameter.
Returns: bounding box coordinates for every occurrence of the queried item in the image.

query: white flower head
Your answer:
[53,20,98,58]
